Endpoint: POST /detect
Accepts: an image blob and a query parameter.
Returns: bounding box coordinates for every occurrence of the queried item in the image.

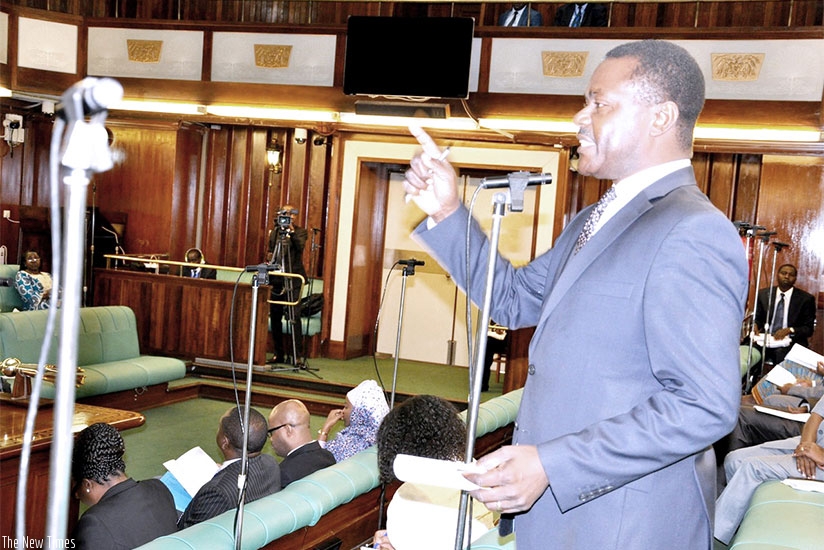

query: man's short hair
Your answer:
[221,407,269,453]
[606,40,705,150]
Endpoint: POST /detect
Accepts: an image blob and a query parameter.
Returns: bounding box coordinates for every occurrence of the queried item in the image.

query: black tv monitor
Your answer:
[343,16,475,100]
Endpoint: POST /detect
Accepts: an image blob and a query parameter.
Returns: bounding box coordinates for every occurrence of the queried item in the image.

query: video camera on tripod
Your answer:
[276,208,298,235]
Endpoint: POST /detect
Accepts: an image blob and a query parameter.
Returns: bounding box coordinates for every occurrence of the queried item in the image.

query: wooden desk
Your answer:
[93,268,270,365]
[0,402,145,542]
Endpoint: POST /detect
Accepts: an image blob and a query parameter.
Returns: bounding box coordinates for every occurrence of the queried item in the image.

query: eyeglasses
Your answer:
[267,423,290,435]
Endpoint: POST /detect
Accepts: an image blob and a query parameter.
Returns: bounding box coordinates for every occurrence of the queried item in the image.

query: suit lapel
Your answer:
[538,168,696,327]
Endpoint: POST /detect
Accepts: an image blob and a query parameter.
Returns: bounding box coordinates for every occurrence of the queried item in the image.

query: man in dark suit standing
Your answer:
[498,3,543,27]
[178,407,281,529]
[181,247,217,279]
[268,205,308,365]
[403,40,748,549]
[752,263,816,365]
[554,2,609,27]
[268,399,336,486]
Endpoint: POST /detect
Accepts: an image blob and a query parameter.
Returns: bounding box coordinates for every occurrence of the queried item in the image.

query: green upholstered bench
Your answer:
[0,264,25,312]
[729,480,824,549]
[0,305,185,399]
[136,389,523,550]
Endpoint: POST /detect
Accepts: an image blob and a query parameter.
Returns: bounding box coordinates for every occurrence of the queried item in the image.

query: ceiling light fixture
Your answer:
[111,100,205,115]
[206,106,338,122]
[337,113,478,131]
[694,126,821,143]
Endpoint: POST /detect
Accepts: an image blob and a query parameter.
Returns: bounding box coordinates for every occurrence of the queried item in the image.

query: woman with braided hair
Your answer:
[71,423,178,549]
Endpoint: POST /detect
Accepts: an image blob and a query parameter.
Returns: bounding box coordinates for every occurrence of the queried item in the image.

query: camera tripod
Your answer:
[267,224,320,378]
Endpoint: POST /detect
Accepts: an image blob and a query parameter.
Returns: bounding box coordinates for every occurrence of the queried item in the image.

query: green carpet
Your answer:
[258,355,504,403]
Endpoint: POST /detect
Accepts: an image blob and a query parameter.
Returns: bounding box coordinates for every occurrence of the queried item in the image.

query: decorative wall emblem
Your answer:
[541,51,588,78]
[254,44,292,68]
[711,53,765,81]
[126,39,163,63]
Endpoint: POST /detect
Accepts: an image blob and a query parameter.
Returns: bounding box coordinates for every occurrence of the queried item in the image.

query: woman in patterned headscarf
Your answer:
[319,379,389,462]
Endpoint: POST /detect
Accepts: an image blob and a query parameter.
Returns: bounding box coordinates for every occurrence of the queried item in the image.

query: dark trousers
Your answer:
[270,283,303,363]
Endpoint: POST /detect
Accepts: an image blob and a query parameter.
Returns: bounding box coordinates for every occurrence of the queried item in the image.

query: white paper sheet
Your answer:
[163,446,219,497]
[393,454,484,491]
[753,405,810,423]
[782,478,824,494]
[765,365,797,387]
[785,344,824,371]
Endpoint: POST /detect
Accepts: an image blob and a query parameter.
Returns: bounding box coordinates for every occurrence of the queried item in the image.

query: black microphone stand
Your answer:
[388,258,424,409]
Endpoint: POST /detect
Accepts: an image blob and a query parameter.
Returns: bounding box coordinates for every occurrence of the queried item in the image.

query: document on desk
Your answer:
[754,405,810,423]
[765,365,797,387]
[393,454,484,491]
[785,344,824,371]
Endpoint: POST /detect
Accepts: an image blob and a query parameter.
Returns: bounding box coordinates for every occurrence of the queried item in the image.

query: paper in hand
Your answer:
[765,364,797,387]
[393,454,485,491]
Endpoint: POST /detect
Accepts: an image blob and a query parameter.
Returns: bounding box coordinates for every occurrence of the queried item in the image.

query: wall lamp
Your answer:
[267,138,283,174]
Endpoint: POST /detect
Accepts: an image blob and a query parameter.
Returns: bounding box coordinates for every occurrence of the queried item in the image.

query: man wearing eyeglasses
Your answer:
[268,399,336,487]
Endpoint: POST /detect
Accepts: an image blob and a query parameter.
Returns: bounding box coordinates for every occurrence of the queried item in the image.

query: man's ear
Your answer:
[650,101,679,137]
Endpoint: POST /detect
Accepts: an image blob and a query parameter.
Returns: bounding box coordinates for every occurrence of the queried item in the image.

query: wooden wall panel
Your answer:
[733,154,762,225]
[756,155,824,304]
[94,269,271,363]
[23,1,821,27]
[170,122,206,263]
[707,153,736,215]
[95,124,178,254]
[340,161,388,358]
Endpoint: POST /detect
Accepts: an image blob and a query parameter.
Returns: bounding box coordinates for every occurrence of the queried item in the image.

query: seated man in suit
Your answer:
[751,263,815,365]
[181,247,217,279]
[715,361,824,490]
[554,2,608,27]
[178,407,281,528]
[715,396,824,544]
[498,3,542,27]
[268,399,336,487]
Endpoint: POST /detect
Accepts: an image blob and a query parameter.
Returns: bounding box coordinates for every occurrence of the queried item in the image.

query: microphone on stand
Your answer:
[57,77,123,121]
[398,258,424,275]
[480,172,553,189]
[481,171,553,213]
[398,258,425,267]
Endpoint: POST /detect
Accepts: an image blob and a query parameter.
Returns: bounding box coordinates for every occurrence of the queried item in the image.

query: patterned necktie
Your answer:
[574,186,617,254]
[773,292,785,331]
[570,4,585,27]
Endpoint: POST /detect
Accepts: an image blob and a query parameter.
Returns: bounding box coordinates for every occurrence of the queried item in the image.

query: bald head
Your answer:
[268,399,313,457]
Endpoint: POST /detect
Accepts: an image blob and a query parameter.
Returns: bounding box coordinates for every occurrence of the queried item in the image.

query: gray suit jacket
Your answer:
[416,167,748,549]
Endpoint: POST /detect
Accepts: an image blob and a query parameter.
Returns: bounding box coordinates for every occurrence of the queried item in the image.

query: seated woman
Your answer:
[72,423,179,549]
[14,249,53,310]
[319,379,389,462]
[373,395,496,550]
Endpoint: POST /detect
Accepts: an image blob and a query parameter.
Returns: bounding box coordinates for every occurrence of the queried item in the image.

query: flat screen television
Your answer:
[343,16,475,100]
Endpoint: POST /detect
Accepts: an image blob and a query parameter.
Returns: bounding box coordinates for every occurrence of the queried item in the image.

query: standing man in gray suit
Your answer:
[403,40,748,549]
